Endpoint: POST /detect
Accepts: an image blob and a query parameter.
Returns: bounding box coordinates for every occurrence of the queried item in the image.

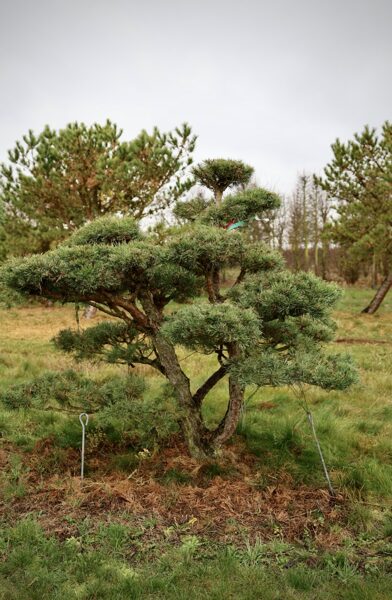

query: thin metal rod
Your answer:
[291,384,336,498]
[79,413,89,480]
[306,410,335,497]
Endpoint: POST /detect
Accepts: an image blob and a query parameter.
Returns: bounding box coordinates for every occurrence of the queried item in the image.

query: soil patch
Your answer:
[0,439,348,549]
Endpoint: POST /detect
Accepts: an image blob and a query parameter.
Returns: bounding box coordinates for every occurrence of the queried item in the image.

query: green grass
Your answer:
[1,519,392,600]
[1,287,392,598]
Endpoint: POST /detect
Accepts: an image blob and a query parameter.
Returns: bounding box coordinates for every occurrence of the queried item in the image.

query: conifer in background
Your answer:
[0,121,195,256]
[316,122,392,313]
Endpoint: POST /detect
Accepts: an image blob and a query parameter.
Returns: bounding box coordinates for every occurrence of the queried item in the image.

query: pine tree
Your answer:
[1,184,357,458]
[316,122,392,313]
[0,122,195,256]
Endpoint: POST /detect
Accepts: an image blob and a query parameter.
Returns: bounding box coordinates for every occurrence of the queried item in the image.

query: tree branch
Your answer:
[193,365,227,407]
[232,268,246,288]
[205,273,215,303]
[87,301,123,320]
[209,343,244,445]
[106,294,150,330]
[138,357,166,374]
[212,267,224,303]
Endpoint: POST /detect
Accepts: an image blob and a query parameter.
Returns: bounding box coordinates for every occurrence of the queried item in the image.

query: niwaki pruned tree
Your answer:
[1,179,357,458]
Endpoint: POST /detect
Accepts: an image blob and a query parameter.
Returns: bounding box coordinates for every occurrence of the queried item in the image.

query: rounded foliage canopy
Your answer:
[192,159,254,200]
[1,185,357,397]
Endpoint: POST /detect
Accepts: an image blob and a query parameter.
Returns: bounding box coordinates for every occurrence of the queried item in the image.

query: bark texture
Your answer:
[141,293,213,458]
[140,294,246,459]
[209,343,244,450]
[362,272,392,314]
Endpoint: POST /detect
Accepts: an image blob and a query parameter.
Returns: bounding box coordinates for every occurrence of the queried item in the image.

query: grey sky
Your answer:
[0,0,391,194]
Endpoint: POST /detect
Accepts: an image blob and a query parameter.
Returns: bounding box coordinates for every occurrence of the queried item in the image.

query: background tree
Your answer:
[1,188,356,459]
[315,182,333,280]
[288,180,306,271]
[316,122,392,313]
[269,200,288,251]
[0,121,195,255]
[286,174,325,274]
[192,159,254,204]
[0,198,5,261]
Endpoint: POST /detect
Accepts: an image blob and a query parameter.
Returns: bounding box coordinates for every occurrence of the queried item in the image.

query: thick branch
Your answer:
[107,294,150,330]
[209,343,244,447]
[193,365,227,407]
[211,376,244,446]
[87,301,127,321]
[205,273,215,303]
[212,267,224,303]
[35,289,113,309]
[136,356,166,374]
[232,268,246,288]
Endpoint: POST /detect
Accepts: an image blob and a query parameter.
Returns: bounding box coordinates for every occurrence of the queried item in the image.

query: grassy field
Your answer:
[0,287,392,599]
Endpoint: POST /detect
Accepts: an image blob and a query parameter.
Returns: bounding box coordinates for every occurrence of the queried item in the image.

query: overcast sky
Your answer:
[0,0,391,194]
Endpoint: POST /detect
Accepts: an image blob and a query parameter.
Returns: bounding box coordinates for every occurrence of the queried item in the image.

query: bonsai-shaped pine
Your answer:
[1,186,357,459]
[193,159,254,204]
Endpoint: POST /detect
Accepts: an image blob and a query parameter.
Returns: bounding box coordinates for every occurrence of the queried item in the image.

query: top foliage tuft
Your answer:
[65,216,141,246]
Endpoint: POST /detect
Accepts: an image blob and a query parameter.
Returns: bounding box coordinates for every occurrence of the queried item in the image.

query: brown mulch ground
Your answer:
[0,438,349,549]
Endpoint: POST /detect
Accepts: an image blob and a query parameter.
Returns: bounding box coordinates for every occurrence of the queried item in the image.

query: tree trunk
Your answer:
[314,243,319,276]
[212,267,224,302]
[362,273,392,314]
[154,330,212,458]
[320,238,329,280]
[140,294,212,459]
[215,189,223,205]
[209,343,244,451]
[304,243,309,271]
[301,177,309,271]
[371,252,378,289]
[211,375,244,449]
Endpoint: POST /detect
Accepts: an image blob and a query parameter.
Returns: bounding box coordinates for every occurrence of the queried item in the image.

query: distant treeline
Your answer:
[249,173,385,287]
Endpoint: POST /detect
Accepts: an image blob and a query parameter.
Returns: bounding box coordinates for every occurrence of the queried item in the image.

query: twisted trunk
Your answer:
[151,326,243,458]
[153,330,213,458]
[141,293,212,459]
[140,293,245,459]
[209,343,244,450]
[211,375,244,449]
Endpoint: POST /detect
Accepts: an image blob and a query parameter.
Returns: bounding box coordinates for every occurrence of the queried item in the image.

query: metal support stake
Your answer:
[306,411,335,498]
[79,413,89,480]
